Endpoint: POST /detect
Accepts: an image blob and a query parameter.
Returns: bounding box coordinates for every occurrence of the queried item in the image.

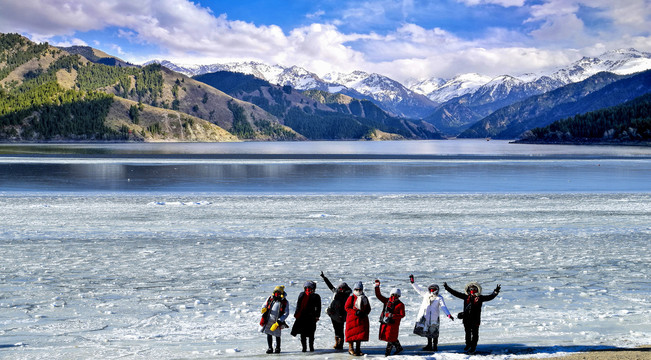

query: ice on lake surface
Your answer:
[1,193,649,359]
[1,140,649,358]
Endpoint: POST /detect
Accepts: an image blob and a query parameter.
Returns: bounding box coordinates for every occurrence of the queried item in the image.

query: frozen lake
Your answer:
[0,140,650,359]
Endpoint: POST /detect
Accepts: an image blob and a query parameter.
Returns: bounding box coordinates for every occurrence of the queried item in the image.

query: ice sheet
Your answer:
[0,194,649,359]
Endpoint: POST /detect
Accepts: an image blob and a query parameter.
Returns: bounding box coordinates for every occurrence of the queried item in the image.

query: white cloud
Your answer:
[457,0,526,7]
[1,0,650,83]
[306,10,325,19]
[50,37,88,47]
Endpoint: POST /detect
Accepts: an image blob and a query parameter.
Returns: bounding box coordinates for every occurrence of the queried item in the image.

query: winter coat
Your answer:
[290,291,321,336]
[444,282,498,326]
[322,275,351,323]
[260,294,290,337]
[411,283,451,327]
[344,291,371,342]
[375,287,405,343]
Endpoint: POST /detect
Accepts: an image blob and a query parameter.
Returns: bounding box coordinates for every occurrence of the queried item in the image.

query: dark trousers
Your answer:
[331,319,345,338]
[464,323,479,349]
[300,334,315,351]
[267,334,281,349]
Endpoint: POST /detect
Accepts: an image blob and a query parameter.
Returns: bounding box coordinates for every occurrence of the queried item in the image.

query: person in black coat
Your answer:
[320,271,352,350]
[443,281,500,354]
[291,281,321,352]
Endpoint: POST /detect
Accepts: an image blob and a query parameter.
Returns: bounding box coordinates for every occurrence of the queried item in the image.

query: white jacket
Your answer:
[412,283,451,326]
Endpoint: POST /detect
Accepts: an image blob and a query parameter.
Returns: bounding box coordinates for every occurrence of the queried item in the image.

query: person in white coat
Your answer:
[409,274,454,351]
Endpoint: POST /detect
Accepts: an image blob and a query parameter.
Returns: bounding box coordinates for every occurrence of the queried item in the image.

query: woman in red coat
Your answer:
[374,279,405,356]
[344,281,371,356]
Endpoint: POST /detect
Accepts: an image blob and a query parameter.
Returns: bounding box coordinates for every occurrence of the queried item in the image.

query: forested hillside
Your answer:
[459,71,629,139]
[518,93,651,144]
[194,71,443,140]
[0,33,294,141]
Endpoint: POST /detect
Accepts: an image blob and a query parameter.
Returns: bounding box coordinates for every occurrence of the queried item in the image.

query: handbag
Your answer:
[413,316,427,336]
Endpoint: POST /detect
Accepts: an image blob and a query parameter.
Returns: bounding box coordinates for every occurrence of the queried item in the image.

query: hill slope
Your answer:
[0,33,297,141]
[194,71,443,140]
[458,70,651,139]
[517,92,651,144]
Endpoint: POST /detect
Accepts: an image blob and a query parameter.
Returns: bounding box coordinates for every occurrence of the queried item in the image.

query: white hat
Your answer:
[390,288,401,297]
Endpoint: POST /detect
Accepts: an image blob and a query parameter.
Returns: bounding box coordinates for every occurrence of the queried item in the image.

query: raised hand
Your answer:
[409,274,414,284]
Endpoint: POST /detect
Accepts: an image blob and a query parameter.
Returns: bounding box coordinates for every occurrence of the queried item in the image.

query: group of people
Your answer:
[259,272,501,356]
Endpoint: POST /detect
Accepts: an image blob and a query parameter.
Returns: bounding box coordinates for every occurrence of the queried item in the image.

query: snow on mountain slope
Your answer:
[147,48,651,121]
[410,73,493,103]
[547,48,651,84]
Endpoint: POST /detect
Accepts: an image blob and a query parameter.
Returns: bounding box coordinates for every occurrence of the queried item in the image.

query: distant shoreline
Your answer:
[523,346,651,360]
[512,139,651,147]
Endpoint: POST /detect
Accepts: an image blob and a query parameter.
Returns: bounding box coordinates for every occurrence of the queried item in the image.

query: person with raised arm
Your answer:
[374,279,406,356]
[320,271,352,350]
[443,281,501,355]
[344,281,371,356]
[409,274,454,352]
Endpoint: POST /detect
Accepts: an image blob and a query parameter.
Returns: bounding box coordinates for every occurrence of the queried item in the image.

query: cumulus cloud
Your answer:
[50,38,88,47]
[306,10,325,19]
[0,0,649,82]
[457,0,526,7]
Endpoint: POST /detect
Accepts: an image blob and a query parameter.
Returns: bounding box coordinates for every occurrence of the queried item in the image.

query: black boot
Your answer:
[355,341,364,356]
[266,335,273,354]
[385,343,393,356]
[394,341,403,355]
[432,336,438,352]
[423,337,433,351]
[309,336,314,352]
[274,336,281,353]
[335,337,344,350]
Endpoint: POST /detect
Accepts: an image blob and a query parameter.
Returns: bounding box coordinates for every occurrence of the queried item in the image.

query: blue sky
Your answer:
[1,0,649,82]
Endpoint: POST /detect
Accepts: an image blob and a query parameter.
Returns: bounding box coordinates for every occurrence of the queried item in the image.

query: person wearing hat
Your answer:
[344,281,371,356]
[374,279,406,356]
[443,281,501,354]
[320,271,352,350]
[409,274,454,351]
[290,280,321,352]
[260,285,290,354]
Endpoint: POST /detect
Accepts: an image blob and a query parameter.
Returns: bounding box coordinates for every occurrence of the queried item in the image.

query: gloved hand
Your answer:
[320,271,325,278]
[409,274,414,284]
[448,314,454,321]
[355,310,361,316]
[494,284,501,293]
[261,307,267,314]
[374,279,380,287]
[443,282,449,289]
[270,322,279,331]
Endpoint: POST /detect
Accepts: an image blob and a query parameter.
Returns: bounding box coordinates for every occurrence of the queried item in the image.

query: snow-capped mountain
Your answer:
[149,60,437,118]
[410,73,493,103]
[411,48,651,107]
[148,48,651,123]
[547,48,651,84]
[322,71,438,118]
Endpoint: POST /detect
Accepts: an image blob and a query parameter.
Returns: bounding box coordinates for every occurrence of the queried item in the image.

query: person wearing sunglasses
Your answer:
[443,281,501,354]
[410,274,454,352]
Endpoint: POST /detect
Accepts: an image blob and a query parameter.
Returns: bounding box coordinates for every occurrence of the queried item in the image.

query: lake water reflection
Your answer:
[0,140,649,194]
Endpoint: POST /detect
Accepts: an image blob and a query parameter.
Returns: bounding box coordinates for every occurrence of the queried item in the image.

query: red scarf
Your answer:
[295,292,310,319]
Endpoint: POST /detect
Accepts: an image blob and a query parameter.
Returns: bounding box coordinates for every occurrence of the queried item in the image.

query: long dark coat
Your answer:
[290,291,321,336]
